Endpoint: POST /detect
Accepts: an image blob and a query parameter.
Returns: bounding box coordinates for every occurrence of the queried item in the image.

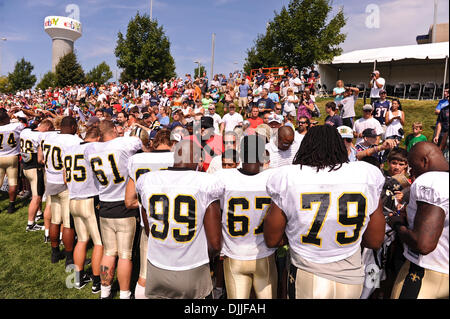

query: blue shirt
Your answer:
[436,98,449,112]
[159,115,170,127]
[372,100,391,125]
[239,84,251,98]
[268,92,279,103]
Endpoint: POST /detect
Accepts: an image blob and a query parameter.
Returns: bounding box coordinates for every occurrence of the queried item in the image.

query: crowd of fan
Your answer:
[0,66,448,299]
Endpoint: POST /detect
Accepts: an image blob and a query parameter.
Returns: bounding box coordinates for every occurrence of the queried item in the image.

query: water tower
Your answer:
[44,16,82,72]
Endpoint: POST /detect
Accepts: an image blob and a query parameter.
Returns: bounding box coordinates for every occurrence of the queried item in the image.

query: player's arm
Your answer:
[361,199,385,250]
[124,178,139,210]
[37,145,44,165]
[388,201,445,255]
[204,200,222,259]
[264,201,288,248]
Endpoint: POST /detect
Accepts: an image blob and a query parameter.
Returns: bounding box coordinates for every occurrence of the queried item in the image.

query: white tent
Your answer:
[318,42,449,99]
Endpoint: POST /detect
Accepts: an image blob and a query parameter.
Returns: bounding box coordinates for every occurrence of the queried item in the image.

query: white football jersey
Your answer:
[19,128,42,168]
[214,168,277,260]
[42,133,83,184]
[266,161,385,264]
[84,136,142,202]
[37,131,58,151]
[0,122,25,156]
[136,169,224,271]
[403,171,449,274]
[62,142,99,200]
[127,151,174,182]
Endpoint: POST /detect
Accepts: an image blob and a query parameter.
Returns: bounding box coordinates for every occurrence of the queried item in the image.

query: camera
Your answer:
[371,72,376,77]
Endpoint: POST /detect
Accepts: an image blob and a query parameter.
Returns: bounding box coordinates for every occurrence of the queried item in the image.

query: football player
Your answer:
[264,125,386,299]
[0,111,25,214]
[131,140,223,299]
[124,129,175,299]
[214,135,277,299]
[389,142,449,299]
[20,119,54,232]
[84,120,142,299]
[63,126,102,293]
[39,116,82,265]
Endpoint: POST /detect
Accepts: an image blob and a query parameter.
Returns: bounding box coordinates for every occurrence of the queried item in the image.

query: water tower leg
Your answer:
[52,39,74,72]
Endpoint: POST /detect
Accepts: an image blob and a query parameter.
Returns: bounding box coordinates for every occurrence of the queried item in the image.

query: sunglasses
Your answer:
[298,121,307,124]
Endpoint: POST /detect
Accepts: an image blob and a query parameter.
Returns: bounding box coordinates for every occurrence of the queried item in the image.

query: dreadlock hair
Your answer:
[293,125,348,172]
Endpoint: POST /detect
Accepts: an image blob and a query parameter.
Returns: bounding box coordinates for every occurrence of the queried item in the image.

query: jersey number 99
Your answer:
[148,194,197,243]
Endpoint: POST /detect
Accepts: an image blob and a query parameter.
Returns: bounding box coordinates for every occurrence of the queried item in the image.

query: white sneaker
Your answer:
[26,223,45,232]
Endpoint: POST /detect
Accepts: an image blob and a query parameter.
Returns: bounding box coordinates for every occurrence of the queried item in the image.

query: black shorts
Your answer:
[99,200,139,219]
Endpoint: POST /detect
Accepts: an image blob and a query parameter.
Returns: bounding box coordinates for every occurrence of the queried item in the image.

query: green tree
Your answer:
[7,58,37,92]
[244,0,346,73]
[194,65,206,78]
[55,52,85,87]
[115,13,176,83]
[0,76,12,93]
[36,71,57,90]
[86,61,113,84]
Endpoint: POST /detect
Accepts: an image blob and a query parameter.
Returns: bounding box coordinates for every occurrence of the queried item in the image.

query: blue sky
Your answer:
[0,0,448,83]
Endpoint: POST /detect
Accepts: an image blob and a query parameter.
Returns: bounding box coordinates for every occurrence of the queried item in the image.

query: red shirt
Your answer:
[185,134,224,172]
[248,117,263,129]
[113,103,122,113]
[165,87,175,98]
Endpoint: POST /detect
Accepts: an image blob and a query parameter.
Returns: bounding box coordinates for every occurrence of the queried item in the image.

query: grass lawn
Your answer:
[0,98,439,299]
[0,196,99,299]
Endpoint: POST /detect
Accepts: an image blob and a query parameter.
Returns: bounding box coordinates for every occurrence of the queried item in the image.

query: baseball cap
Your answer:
[362,104,373,111]
[337,126,353,139]
[362,128,378,138]
[380,89,387,94]
[268,113,282,124]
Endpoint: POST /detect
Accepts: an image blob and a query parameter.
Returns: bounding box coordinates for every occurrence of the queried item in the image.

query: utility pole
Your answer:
[211,33,216,80]
[0,38,7,77]
[432,0,438,43]
[150,0,153,21]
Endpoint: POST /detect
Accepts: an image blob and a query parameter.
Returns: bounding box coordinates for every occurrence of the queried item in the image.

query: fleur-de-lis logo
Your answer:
[289,274,295,284]
[410,273,421,282]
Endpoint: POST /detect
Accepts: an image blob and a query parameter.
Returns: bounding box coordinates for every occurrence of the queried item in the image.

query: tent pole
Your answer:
[373,60,377,71]
[443,55,448,99]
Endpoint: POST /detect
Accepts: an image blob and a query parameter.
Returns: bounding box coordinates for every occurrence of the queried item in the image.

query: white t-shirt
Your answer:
[222,112,243,133]
[370,77,386,98]
[214,169,276,260]
[265,139,301,168]
[206,113,222,136]
[136,169,224,271]
[284,95,298,113]
[266,161,385,264]
[403,171,449,274]
[339,95,357,119]
[353,117,383,145]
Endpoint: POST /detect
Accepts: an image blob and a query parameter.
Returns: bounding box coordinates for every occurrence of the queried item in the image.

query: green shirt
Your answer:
[201,98,213,109]
[404,134,427,152]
